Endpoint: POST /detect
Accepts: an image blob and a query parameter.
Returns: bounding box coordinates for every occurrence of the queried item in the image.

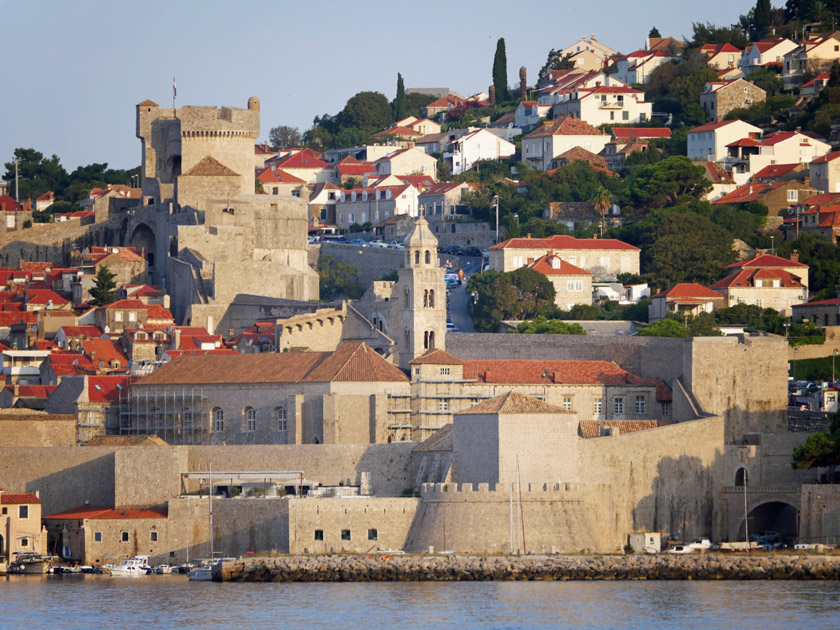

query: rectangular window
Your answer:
[247,418,256,432]
[94,532,102,543]
[341,529,351,541]
[128,311,136,322]
[440,368,450,375]
[635,395,646,415]
[594,398,603,415]
[314,530,324,541]
[563,397,572,411]
[622,111,629,121]
[614,397,624,415]
[115,311,123,322]
[18,505,28,519]
[121,531,129,543]
[439,400,449,411]
[661,402,671,416]
[787,190,798,202]
[368,529,378,541]
[1,507,6,515]
[151,531,158,542]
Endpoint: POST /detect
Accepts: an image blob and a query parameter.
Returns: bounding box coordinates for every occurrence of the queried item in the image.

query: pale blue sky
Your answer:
[1,0,756,172]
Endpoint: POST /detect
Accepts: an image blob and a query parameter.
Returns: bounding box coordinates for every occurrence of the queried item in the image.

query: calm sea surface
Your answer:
[2,574,840,629]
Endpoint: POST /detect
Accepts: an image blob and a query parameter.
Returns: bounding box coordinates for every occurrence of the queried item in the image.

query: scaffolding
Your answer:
[119,383,212,445]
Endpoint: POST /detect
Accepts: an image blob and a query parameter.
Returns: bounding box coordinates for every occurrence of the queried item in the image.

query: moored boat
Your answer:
[110,555,151,577]
[8,553,54,574]
[154,564,173,574]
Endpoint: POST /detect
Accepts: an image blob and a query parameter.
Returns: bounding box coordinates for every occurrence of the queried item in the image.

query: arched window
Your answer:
[404,288,410,308]
[275,406,287,431]
[428,289,435,308]
[414,250,420,265]
[244,407,256,432]
[735,467,747,487]
[423,290,428,308]
[424,330,435,350]
[212,408,224,432]
[425,250,431,264]
[313,436,320,444]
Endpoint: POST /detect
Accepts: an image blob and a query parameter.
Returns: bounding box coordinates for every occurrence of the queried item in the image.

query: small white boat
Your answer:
[188,562,214,581]
[110,555,151,577]
[154,564,173,574]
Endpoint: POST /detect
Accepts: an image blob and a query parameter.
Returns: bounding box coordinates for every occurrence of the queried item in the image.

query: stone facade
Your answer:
[700,79,766,122]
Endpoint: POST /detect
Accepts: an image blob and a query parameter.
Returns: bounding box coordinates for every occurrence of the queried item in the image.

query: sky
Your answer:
[1,0,757,174]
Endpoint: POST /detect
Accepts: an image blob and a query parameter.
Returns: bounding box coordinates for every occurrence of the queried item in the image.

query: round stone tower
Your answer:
[248,96,260,112]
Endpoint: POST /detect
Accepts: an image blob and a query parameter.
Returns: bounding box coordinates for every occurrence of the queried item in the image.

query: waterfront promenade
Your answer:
[218,553,840,582]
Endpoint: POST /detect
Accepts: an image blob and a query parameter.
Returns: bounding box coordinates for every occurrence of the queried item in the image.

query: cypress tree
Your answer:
[754,0,772,36]
[394,73,407,121]
[492,38,508,103]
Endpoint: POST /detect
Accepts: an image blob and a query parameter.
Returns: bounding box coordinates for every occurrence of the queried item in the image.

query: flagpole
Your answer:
[172,77,177,110]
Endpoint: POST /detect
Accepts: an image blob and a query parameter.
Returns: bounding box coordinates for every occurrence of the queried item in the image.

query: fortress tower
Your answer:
[135,97,261,208]
[394,218,447,370]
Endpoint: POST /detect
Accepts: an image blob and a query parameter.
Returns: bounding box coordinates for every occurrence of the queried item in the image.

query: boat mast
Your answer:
[209,464,214,559]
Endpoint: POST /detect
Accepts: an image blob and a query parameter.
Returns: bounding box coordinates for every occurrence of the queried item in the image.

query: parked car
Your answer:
[465,246,482,258]
[389,240,405,249]
[446,322,460,332]
[369,239,388,248]
[350,238,367,246]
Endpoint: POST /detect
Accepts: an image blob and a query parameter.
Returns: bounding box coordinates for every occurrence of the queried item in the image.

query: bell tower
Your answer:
[394,217,446,370]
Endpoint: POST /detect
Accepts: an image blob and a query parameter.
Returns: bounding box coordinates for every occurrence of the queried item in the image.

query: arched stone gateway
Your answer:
[129,223,156,270]
[724,485,801,542]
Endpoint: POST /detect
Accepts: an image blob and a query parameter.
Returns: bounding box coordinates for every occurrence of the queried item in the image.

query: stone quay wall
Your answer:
[218,553,840,582]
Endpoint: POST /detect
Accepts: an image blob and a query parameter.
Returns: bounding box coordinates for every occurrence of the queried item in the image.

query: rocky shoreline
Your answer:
[217,553,840,582]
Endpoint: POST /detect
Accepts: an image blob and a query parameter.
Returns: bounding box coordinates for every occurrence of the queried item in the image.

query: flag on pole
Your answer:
[173,77,177,99]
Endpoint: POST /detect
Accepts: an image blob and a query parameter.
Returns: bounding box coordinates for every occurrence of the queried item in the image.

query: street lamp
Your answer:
[770,235,775,256]
[784,320,790,340]
[793,346,799,382]
[833,349,838,386]
[492,195,500,244]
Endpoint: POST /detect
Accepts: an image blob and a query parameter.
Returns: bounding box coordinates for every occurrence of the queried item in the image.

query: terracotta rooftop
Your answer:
[579,419,660,439]
[135,342,408,386]
[612,127,671,139]
[491,234,637,251]
[456,391,565,415]
[0,493,40,504]
[651,283,724,300]
[44,505,167,520]
[712,268,804,289]
[527,254,591,276]
[181,156,239,177]
[526,115,605,138]
[460,359,660,388]
[410,349,466,366]
[85,435,168,446]
[728,254,807,269]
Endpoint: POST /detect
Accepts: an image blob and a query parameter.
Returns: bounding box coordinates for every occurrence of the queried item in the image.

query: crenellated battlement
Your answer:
[420,481,583,502]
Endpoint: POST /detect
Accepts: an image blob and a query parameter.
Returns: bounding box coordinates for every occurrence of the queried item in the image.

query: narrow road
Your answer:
[446,255,482,334]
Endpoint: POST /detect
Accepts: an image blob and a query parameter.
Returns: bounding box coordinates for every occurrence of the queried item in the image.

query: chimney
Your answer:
[790,250,799,263]
[174,327,182,349]
[527,233,532,238]
[35,490,39,499]
[13,384,19,396]
[527,257,535,265]
[484,368,491,383]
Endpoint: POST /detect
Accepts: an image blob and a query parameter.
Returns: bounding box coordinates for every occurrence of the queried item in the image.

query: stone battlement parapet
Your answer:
[420,481,583,502]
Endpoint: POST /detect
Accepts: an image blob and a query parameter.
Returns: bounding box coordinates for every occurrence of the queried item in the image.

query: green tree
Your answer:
[649,26,662,38]
[642,212,736,287]
[268,125,302,150]
[89,266,118,306]
[317,255,364,300]
[393,73,407,121]
[753,0,773,38]
[3,148,68,201]
[404,93,436,118]
[638,318,691,337]
[624,156,712,211]
[513,316,587,335]
[466,268,557,331]
[492,38,509,102]
[338,91,393,134]
[792,413,840,469]
[687,312,723,336]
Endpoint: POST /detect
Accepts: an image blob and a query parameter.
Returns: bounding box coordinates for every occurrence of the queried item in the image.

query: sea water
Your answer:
[2,574,839,629]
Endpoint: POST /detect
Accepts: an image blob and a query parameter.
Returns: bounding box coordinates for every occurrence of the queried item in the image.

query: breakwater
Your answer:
[218,553,840,582]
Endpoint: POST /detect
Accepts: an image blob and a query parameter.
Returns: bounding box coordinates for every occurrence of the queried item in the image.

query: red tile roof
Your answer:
[651,283,723,299]
[526,115,606,138]
[44,505,167,520]
[728,254,808,269]
[5,384,56,398]
[491,234,637,251]
[752,163,803,179]
[273,152,330,170]
[793,298,840,307]
[711,181,786,205]
[58,325,104,339]
[712,267,804,289]
[457,391,564,415]
[1,493,40,504]
[81,339,128,367]
[611,127,671,139]
[460,359,661,387]
[810,150,840,164]
[257,168,306,184]
[0,312,37,326]
[527,254,591,276]
[25,289,68,306]
[88,375,133,403]
[410,349,466,366]
[689,120,744,133]
[579,419,660,438]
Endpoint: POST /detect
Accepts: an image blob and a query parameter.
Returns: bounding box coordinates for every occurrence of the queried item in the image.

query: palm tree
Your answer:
[592,189,612,237]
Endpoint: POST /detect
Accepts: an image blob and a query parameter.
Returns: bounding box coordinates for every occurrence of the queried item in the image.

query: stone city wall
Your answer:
[799,484,840,546]
[0,413,77,447]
